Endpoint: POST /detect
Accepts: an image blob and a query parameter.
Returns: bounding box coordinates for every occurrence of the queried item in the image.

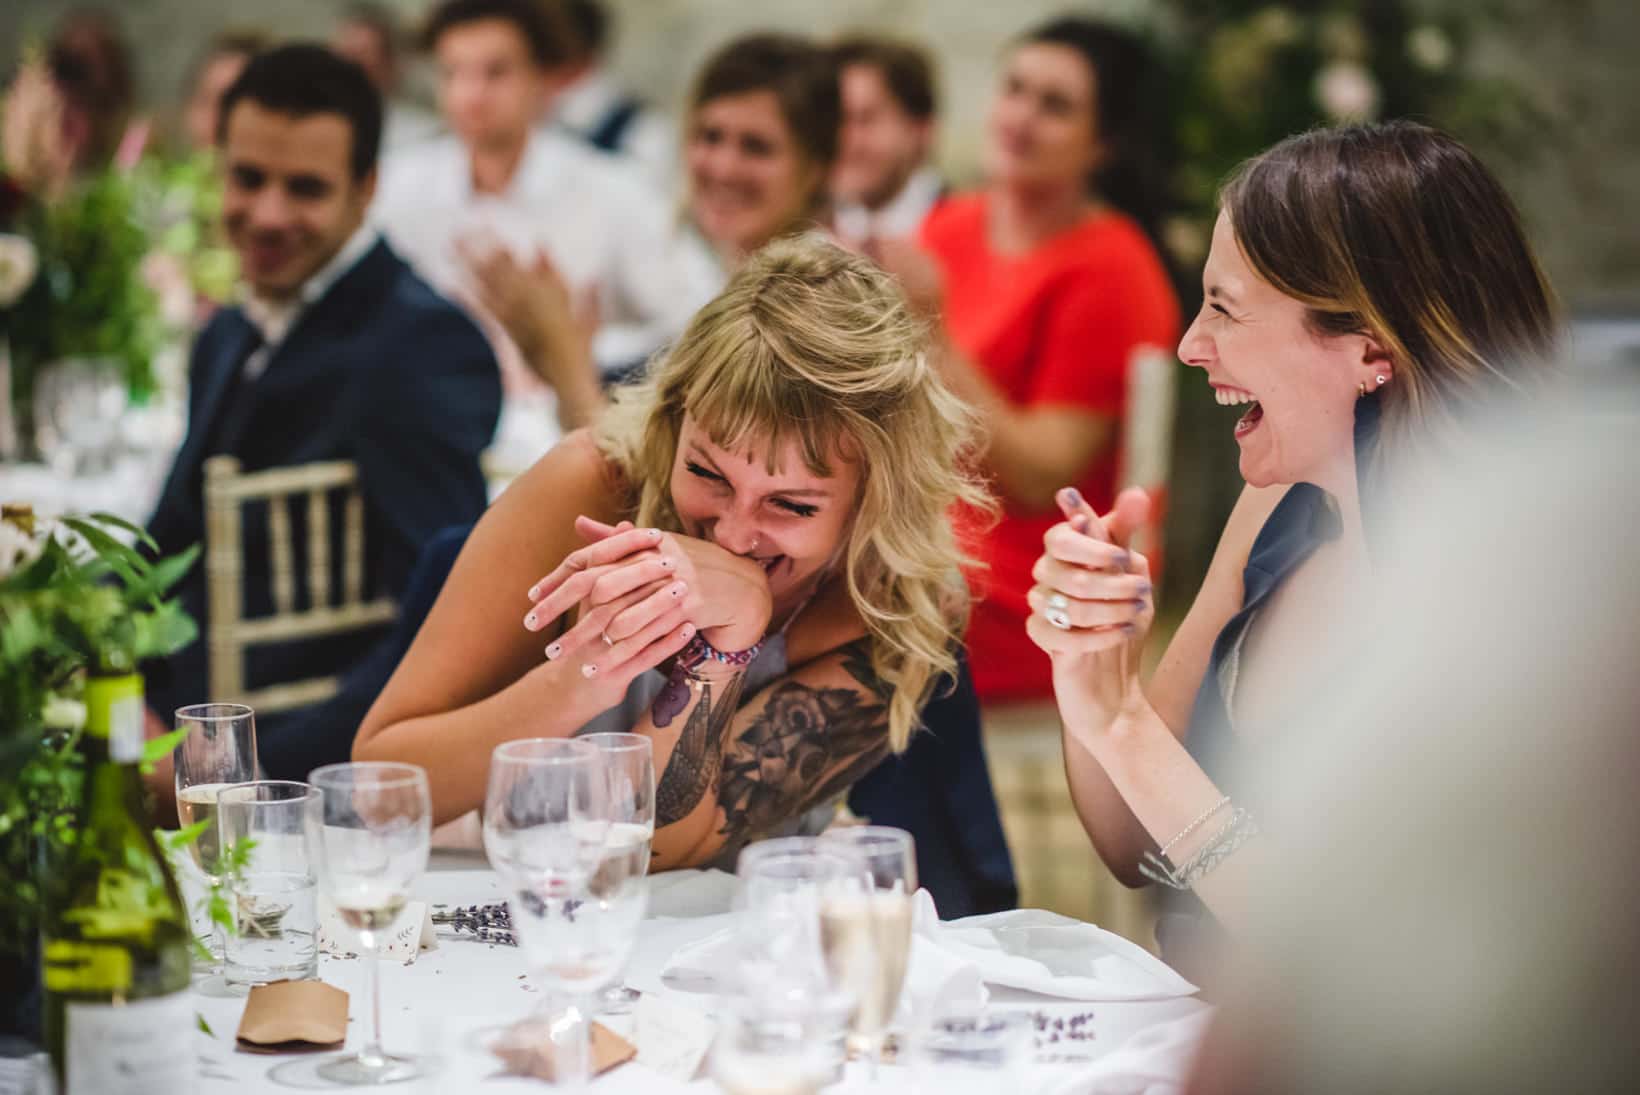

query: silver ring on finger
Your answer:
[1046,608,1072,630]
[600,631,616,646]
[1047,592,1070,611]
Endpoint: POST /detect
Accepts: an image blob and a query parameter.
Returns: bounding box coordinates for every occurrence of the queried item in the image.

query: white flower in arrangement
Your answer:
[1407,25,1454,71]
[0,513,45,579]
[1314,61,1381,122]
[42,693,87,731]
[0,233,39,308]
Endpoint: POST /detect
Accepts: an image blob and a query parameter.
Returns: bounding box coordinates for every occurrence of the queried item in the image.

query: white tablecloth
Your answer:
[191,868,1209,1093]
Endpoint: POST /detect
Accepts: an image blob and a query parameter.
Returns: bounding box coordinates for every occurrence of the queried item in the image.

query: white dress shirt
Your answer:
[239,223,380,381]
[372,129,697,375]
[552,67,677,197]
[832,166,944,246]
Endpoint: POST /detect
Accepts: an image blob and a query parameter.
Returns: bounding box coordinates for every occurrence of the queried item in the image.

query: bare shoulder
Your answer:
[498,429,627,528]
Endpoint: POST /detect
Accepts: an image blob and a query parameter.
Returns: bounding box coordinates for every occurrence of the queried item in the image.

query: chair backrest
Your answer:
[204,455,397,714]
[1119,345,1179,582]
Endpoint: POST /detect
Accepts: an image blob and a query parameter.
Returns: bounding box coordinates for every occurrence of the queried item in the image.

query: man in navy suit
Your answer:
[145,44,500,787]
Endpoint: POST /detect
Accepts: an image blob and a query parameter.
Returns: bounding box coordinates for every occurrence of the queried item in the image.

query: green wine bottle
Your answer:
[42,673,195,1094]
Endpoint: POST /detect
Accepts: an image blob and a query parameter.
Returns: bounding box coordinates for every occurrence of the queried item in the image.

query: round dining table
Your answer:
[191,856,1211,1094]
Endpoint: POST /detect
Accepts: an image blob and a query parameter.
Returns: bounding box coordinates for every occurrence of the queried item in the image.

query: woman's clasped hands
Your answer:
[1026,486,1156,741]
[521,517,774,696]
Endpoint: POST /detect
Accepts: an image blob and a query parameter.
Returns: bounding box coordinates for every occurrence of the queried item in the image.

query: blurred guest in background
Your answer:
[180,30,270,153]
[144,45,499,788]
[550,0,676,194]
[884,18,1179,703]
[829,35,943,250]
[677,32,841,295]
[374,0,693,436]
[331,2,441,153]
[1029,121,1559,983]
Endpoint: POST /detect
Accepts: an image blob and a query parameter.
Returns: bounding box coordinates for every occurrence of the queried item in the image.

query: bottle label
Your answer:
[43,940,133,993]
[85,673,144,763]
[65,991,196,1095]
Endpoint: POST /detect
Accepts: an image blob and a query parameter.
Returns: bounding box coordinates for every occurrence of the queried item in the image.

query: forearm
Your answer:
[353,661,593,826]
[630,665,749,870]
[933,337,1113,511]
[1074,701,1250,928]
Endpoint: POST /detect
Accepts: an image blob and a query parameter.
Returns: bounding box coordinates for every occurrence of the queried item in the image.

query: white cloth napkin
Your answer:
[928,906,1198,1002]
[1041,1010,1215,1095]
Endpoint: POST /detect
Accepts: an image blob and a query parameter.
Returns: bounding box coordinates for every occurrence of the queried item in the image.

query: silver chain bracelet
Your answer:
[1139,807,1259,891]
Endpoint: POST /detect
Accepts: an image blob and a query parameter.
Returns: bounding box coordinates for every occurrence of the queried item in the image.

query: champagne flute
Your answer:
[309,762,432,1085]
[579,732,654,1014]
[817,826,918,1079]
[173,703,259,964]
[484,739,647,1090]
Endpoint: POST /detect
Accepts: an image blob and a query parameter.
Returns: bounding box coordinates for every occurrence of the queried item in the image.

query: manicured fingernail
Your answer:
[681,623,696,638]
[645,528,662,540]
[527,585,539,600]
[545,642,562,660]
[581,664,598,678]
[658,557,674,570]
[524,612,538,630]
[1139,582,1153,597]
[669,581,687,598]
[1071,514,1090,533]
[1121,623,1138,634]
[1133,598,1147,610]
[1061,487,1083,509]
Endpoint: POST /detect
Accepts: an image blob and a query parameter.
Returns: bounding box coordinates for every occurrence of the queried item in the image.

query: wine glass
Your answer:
[734,839,862,1084]
[578,732,654,1015]
[309,762,432,1085]
[710,999,838,1095]
[817,826,918,1078]
[34,356,126,477]
[173,703,259,965]
[483,739,647,1090]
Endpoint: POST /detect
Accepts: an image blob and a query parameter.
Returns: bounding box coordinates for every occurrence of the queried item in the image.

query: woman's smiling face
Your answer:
[1177,213,1386,488]
[669,415,858,609]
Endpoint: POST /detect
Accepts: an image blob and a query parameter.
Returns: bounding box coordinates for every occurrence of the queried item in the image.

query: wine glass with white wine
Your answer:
[309,762,432,1085]
[816,826,918,1080]
[172,703,259,966]
[578,732,654,1015]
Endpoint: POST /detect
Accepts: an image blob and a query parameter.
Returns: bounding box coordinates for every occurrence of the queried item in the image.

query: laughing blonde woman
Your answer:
[354,235,985,869]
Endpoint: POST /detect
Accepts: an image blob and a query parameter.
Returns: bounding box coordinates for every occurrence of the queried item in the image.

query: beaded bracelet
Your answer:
[651,633,765,728]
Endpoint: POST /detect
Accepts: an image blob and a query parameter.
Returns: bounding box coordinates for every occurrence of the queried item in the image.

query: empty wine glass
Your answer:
[34,356,126,476]
[710,999,837,1095]
[173,703,259,966]
[484,739,647,1090]
[579,732,654,1015]
[735,839,862,1085]
[309,762,432,1085]
[817,826,918,1079]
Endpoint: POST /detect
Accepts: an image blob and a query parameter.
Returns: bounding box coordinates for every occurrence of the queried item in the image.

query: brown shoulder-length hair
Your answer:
[1221,121,1559,455]
[688,34,840,214]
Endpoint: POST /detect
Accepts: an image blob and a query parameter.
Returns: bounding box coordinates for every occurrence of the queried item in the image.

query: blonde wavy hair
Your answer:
[597,235,989,752]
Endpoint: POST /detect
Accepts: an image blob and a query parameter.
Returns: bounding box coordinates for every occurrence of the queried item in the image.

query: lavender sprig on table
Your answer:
[432,903,517,946]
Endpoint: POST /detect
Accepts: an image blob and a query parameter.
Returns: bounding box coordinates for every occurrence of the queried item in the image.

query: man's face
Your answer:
[434,18,549,150]
[831,63,933,210]
[219,101,374,299]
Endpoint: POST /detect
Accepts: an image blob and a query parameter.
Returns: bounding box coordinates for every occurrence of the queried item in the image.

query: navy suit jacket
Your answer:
[146,238,500,766]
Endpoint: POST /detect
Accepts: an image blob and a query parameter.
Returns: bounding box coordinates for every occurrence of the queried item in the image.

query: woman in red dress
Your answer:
[888,19,1180,702]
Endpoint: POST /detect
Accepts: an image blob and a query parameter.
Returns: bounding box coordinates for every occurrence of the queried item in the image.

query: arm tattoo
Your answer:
[716,639,891,842]
[653,671,746,827]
